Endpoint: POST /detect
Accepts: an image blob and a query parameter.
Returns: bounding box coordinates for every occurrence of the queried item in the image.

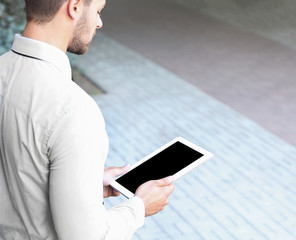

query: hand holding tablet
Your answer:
[135,176,175,217]
[111,137,213,199]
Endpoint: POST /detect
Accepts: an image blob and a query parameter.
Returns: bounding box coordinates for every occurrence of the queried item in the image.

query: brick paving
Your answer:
[74,33,296,240]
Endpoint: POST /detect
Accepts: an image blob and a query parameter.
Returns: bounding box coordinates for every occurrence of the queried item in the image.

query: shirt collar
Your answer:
[11,34,72,80]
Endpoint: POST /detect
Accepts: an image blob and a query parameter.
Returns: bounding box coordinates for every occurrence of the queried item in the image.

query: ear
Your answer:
[68,0,83,19]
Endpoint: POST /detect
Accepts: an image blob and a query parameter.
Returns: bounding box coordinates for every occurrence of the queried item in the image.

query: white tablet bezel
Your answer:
[110,137,213,199]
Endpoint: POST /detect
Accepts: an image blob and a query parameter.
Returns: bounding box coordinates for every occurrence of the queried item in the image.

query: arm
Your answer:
[48,102,145,240]
[48,100,174,240]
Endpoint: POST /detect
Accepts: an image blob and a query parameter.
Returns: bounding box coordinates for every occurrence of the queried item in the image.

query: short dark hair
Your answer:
[25,0,92,24]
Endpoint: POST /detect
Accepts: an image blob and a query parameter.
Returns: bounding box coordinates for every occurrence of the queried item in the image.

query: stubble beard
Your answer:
[67,10,95,55]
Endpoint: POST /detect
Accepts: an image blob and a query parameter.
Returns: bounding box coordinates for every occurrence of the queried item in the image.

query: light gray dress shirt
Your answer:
[0,34,144,240]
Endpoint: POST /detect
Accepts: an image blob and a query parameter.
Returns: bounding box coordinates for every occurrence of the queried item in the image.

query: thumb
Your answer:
[103,164,130,186]
[156,176,174,186]
[115,164,130,176]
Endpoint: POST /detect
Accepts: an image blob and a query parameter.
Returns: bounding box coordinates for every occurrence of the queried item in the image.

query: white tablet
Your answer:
[110,137,213,199]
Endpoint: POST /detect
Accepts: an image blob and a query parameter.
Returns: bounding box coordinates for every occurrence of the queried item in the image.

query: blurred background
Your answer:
[1,0,296,239]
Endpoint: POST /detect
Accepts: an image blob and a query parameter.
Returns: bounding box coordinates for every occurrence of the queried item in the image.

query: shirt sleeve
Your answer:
[47,99,145,240]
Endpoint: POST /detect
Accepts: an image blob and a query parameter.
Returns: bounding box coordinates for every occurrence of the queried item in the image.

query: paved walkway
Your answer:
[100,0,296,146]
[74,33,296,240]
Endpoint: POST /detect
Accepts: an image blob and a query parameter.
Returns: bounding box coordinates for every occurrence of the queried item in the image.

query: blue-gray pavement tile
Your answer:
[136,217,172,240]
[75,33,296,240]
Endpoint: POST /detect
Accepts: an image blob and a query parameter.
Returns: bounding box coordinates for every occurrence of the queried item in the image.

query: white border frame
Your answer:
[110,137,213,199]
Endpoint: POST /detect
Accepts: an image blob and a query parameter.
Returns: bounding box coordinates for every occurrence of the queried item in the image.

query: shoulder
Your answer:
[40,78,106,154]
[42,74,105,130]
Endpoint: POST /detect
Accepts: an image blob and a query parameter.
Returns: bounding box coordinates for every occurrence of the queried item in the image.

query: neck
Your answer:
[23,15,73,53]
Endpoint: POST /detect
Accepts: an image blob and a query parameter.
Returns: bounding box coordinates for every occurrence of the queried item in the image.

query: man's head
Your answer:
[25,0,91,24]
[67,0,105,54]
[24,0,105,54]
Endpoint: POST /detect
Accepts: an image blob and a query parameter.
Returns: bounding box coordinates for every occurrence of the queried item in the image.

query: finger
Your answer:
[156,176,174,187]
[166,184,175,195]
[114,164,130,177]
[104,165,131,186]
[112,189,120,196]
[159,185,175,199]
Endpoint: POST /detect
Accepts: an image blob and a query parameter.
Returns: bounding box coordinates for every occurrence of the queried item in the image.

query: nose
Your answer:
[96,16,103,29]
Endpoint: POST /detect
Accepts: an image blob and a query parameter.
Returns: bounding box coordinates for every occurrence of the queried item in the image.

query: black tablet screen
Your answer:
[116,141,204,193]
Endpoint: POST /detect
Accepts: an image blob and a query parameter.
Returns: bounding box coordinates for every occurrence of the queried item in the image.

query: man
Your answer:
[0,0,175,239]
